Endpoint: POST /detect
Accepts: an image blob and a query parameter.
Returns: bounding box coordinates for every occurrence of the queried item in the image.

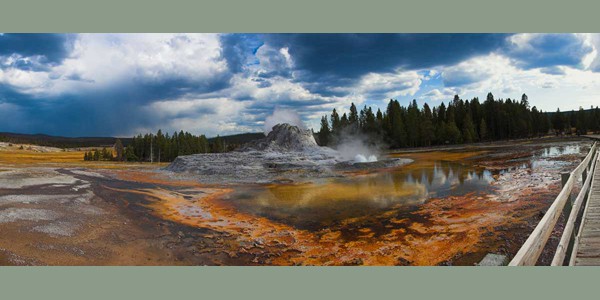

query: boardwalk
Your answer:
[573,137,600,265]
[509,139,598,266]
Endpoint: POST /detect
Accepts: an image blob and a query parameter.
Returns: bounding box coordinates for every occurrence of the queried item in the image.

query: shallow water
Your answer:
[223,141,590,232]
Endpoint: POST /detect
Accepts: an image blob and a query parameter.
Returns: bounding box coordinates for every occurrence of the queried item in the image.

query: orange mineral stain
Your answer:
[101,174,543,265]
[97,145,579,265]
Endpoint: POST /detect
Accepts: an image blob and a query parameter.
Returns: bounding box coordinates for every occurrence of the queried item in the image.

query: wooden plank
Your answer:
[578,237,600,244]
[581,232,600,238]
[574,258,600,266]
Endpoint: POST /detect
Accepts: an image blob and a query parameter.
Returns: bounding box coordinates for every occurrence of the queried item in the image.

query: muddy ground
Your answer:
[0,137,592,265]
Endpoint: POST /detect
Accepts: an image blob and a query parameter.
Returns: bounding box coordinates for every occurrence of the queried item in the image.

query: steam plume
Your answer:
[335,135,381,163]
[264,108,306,134]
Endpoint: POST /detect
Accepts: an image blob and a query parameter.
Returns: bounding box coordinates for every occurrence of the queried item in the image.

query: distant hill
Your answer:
[0,131,265,149]
[208,132,265,145]
[0,132,130,148]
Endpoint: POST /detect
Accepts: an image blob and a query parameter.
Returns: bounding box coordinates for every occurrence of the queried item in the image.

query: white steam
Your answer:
[264,108,306,134]
[354,154,378,163]
[335,138,379,163]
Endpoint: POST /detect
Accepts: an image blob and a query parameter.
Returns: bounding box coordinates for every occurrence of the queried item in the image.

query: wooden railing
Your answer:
[509,142,598,266]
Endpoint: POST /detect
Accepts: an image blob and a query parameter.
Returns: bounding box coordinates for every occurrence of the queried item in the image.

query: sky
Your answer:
[1,33,600,137]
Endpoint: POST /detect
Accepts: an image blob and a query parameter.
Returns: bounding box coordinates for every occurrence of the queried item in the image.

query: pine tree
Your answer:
[330,108,341,134]
[348,103,359,132]
[125,146,138,161]
[318,116,331,146]
[340,113,349,129]
[114,139,124,161]
[446,121,462,144]
[479,119,488,141]
[406,99,420,147]
[462,114,476,143]
[552,108,565,135]
[576,107,588,135]
[419,103,435,146]
[212,135,224,153]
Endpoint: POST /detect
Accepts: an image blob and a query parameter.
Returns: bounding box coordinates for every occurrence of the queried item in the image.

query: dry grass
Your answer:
[0,149,165,170]
[0,150,86,164]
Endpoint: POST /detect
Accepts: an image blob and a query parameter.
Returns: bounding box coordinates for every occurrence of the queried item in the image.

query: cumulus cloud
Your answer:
[141,97,252,136]
[422,88,462,102]
[0,33,229,97]
[353,70,422,99]
[586,33,600,72]
[434,51,600,111]
[504,33,594,70]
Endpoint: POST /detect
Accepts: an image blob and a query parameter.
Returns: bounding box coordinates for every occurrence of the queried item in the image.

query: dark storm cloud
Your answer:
[0,75,231,137]
[262,34,511,78]
[0,33,72,65]
[220,34,263,73]
[0,87,148,137]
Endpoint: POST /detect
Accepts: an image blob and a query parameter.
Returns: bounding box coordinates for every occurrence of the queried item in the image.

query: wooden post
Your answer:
[562,173,572,206]
[561,173,570,188]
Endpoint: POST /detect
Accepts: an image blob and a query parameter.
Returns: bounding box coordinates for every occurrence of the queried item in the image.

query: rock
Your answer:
[239,123,319,152]
[477,253,509,266]
[396,257,411,266]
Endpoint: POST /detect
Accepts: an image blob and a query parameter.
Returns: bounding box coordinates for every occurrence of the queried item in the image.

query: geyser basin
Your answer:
[165,123,411,184]
[222,157,496,231]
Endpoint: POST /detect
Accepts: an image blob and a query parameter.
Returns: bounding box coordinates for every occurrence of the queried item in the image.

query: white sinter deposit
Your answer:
[165,123,411,184]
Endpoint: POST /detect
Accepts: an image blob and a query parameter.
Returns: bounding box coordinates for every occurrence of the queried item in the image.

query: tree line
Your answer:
[83,147,116,161]
[83,130,238,162]
[81,92,600,162]
[318,93,600,148]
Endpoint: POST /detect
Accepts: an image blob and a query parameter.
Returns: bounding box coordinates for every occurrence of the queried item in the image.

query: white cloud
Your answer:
[0,33,228,96]
[138,96,251,137]
[585,33,600,71]
[0,67,50,94]
[435,53,600,111]
[423,88,462,101]
[355,70,422,99]
[254,44,294,75]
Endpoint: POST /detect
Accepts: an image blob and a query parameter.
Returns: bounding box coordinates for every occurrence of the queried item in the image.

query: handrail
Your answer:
[509,142,597,266]
[569,151,599,266]
[551,150,598,265]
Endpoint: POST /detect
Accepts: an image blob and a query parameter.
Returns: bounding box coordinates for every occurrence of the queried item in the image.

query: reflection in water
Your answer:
[225,158,496,230]
[540,145,581,157]
[197,141,591,265]
[499,144,582,174]
[222,142,587,232]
